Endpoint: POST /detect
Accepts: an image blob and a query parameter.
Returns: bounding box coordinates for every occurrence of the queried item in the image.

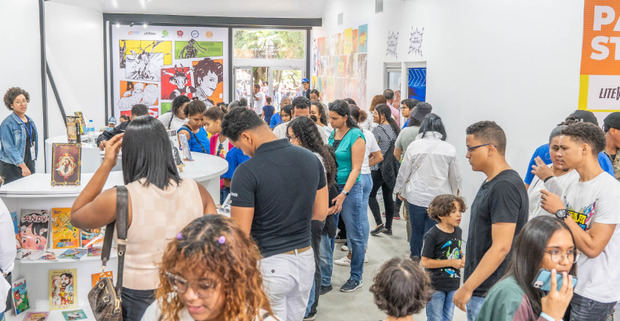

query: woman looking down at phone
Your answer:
[476,216,575,321]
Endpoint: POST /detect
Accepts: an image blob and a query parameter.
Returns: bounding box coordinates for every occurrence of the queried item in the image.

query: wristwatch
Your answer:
[555,209,569,220]
[341,190,349,196]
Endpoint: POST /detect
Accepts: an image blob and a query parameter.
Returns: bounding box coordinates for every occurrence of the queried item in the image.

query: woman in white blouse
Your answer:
[394,113,462,260]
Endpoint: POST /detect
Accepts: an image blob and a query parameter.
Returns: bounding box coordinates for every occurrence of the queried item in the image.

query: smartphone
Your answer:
[532,269,578,292]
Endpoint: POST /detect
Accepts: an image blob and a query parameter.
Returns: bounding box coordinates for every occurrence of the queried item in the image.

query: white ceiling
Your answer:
[50,0,326,19]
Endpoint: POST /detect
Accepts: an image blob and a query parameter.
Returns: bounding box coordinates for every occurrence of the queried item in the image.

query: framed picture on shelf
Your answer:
[49,268,77,310]
[51,143,81,186]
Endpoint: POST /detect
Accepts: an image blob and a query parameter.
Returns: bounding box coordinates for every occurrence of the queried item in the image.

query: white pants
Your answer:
[260,249,315,321]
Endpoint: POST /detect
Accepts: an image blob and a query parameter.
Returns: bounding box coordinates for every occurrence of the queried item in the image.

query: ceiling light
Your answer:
[114,23,120,28]
[143,23,148,28]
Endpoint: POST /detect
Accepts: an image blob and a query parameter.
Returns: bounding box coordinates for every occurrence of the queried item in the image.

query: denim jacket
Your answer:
[0,113,38,165]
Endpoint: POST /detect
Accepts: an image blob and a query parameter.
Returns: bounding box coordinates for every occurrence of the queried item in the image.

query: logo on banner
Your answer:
[162,30,169,37]
[143,31,156,36]
[599,86,620,100]
[177,30,184,37]
[206,31,213,38]
[191,30,199,38]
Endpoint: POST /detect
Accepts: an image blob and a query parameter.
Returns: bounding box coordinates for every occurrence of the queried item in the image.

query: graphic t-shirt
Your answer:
[465,170,528,297]
[422,226,463,291]
[561,172,620,303]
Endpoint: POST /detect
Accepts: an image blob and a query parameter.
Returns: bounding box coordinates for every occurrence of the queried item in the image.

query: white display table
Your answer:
[44,136,116,174]
[2,152,227,320]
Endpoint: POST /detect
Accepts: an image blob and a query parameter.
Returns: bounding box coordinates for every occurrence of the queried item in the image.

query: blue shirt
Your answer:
[177,126,210,154]
[523,143,614,184]
[263,105,275,124]
[269,113,282,129]
[222,147,250,180]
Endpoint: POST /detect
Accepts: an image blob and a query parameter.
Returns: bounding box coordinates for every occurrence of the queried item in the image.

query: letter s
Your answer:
[591,36,610,60]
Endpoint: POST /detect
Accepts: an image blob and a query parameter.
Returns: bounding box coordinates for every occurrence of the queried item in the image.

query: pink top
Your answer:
[388,103,400,127]
[210,133,234,189]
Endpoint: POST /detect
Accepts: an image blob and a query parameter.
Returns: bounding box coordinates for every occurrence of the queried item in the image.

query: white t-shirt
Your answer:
[274,121,328,144]
[158,112,188,132]
[562,172,620,303]
[141,301,277,321]
[527,168,578,220]
[361,129,380,175]
[253,91,266,114]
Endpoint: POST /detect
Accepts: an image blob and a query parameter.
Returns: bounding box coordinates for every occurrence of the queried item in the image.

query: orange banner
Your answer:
[581,0,620,75]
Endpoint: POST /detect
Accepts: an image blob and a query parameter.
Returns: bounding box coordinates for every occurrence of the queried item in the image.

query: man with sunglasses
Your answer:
[541,122,620,321]
[453,121,528,321]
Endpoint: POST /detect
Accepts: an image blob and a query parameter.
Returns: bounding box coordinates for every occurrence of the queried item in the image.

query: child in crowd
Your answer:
[142,215,277,321]
[221,147,249,204]
[178,100,209,154]
[204,106,235,203]
[370,257,433,321]
[280,104,292,123]
[421,194,466,321]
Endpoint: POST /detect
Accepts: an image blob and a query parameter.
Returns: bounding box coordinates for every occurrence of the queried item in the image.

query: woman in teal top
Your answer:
[177,100,209,154]
[323,100,368,293]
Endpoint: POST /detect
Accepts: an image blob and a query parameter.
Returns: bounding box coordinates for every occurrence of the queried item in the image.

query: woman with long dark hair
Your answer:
[324,100,368,293]
[310,101,331,138]
[158,95,190,131]
[394,113,460,259]
[70,116,216,321]
[369,104,400,236]
[476,216,575,321]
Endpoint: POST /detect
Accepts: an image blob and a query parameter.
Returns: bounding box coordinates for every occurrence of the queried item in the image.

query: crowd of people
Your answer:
[1,84,620,321]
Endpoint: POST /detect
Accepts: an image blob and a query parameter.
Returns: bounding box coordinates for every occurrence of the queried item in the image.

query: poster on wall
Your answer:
[312,24,368,110]
[111,25,228,119]
[578,0,620,112]
[408,67,426,102]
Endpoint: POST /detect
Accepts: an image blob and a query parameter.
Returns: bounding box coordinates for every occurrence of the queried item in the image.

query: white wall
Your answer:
[318,0,586,234]
[0,0,104,173]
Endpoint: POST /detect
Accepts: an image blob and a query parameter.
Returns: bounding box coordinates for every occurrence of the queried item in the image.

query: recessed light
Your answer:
[143,23,148,28]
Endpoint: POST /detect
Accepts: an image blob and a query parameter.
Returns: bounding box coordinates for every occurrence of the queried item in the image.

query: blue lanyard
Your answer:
[17,116,33,139]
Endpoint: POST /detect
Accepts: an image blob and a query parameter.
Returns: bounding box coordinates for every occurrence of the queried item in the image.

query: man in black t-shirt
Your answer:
[453,121,528,321]
[222,107,328,321]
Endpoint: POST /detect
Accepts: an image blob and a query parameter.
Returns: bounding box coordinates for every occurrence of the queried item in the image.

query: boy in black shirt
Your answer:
[421,194,466,321]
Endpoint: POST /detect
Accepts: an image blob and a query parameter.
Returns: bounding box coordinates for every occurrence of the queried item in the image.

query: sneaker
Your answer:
[319,284,333,295]
[303,312,317,320]
[370,224,385,236]
[393,215,401,220]
[334,256,351,266]
[340,279,363,292]
[340,244,349,251]
[382,228,393,236]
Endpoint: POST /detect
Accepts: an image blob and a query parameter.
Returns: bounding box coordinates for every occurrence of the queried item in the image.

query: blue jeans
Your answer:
[570,293,616,321]
[408,203,436,258]
[426,290,456,321]
[466,296,485,321]
[360,174,372,250]
[338,182,367,281]
[319,218,337,287]
[220,186,230,205]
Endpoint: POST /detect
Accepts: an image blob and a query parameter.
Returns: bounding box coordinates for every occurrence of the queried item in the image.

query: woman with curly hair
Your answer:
[0,87,38,184]
[142,215,277,321]
[370,257,433,321]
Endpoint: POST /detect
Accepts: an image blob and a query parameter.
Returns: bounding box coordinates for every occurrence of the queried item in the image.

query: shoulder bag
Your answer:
[88,185,129,321]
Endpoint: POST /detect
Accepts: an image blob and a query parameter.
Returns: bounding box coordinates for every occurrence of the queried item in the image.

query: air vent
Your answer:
[375,0,383,13]
[338,13,343,26]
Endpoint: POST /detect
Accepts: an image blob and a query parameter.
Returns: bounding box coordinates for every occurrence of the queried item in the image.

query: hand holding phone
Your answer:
[533,269,577,292]
[538,269,574,321]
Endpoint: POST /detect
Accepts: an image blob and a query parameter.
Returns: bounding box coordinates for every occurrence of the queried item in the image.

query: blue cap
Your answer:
[302,78,309,83]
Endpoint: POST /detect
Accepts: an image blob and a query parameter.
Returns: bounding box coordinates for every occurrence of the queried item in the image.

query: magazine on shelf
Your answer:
[10,211,20,249]
[19,209,50,251]
[61,309,87,321]
[24,311,49,321]
[51,143,81,186]
[80,227,104,248]
[11,278,30,315]
[49,268,77,310]
[58,248,87,260]
[51,208,80,249]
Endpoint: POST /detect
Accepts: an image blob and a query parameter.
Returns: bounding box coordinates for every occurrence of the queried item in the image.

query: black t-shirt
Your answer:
[422,226,463,292]
[464,169,528,297]
[230,139,326,257]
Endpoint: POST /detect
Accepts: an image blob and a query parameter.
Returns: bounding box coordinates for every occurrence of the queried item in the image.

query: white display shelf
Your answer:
[16,248,117,265]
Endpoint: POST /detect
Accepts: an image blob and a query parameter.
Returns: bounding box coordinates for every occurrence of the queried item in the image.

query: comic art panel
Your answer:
[174,40,223,59]
[118,81,159,114]
[51,208,80,249]
[49,269,77,310]
[51,143,81,186]
[12,278,30,314]
[120,40,172,81]
[191,58,224,107]
[161,65,194,100]
[19,209,49,251]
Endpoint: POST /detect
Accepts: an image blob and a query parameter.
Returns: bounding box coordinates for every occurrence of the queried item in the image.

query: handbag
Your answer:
[88,186,129,321]
[377,126,400,188]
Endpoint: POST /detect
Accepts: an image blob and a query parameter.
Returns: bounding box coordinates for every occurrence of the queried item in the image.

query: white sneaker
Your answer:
[334,256,351,266]
[340,245,349,251]
[364,255,369,263]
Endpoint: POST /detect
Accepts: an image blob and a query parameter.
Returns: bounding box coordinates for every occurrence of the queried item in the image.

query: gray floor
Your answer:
[315,207,468,321]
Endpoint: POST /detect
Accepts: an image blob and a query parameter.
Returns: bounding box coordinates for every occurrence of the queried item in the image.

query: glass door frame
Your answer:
[233,60,305,109]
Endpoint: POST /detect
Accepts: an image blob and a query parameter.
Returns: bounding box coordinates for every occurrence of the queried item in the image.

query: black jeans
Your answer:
[0,160,34,184]
[121,287,155,321]
[369,170,395,229]
[570,293,615,321]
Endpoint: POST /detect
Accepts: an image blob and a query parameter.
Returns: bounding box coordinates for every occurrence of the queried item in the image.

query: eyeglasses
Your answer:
[466,143,491,152]
[544,248,576,263]
[165,272,217,298]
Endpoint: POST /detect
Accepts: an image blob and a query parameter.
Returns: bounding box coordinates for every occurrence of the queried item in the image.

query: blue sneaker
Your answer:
[340,279,363,292]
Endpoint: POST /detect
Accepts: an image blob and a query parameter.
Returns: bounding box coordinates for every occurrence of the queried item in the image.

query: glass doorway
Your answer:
[234,66,303,109]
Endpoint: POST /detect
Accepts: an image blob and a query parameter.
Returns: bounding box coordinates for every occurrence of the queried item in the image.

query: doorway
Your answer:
[233,66,303,109]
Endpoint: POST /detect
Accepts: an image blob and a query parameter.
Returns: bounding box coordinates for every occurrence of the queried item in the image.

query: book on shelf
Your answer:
[65,116,79,143]
[58,248,87,260]
[10,211,20,249]
[51,208,80,249]
[24,311,49,321]
[49,268,77,310]
[61,309,87,321]
[19,209,50,251]
[80,227,104,248]
[11,278,30,315]
[51,143,81,186]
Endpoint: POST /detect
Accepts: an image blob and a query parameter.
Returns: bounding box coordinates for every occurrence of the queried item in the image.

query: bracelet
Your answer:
[539,312,560,321]
[543,176,553,183]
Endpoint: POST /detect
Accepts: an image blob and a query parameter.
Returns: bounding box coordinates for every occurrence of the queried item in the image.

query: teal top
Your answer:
[329,127,365,185]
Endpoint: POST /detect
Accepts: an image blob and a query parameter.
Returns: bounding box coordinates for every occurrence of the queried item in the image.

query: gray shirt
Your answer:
[395,126,420,155]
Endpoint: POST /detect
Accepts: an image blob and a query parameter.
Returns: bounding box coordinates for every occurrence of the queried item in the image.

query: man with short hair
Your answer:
[273,97,328,143]
[603,112,620,180]
[252,84,266,115]
[223,108,328,321]
[541,122,620,321]
[399,99,419,128]
[262,96,275,125]
[383,89,400,127]
[453,121,528,321]
[96,104,149,149]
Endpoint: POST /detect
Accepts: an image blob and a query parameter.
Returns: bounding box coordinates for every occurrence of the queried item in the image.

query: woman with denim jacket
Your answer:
[0,87,38,184]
